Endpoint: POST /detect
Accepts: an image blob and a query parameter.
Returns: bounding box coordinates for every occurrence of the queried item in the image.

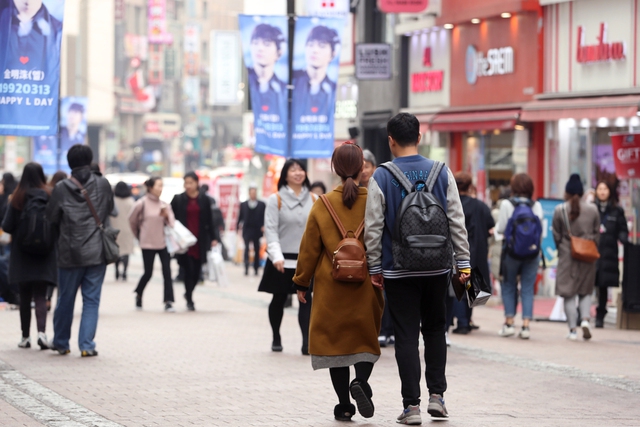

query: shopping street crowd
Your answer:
[0,114,631,425]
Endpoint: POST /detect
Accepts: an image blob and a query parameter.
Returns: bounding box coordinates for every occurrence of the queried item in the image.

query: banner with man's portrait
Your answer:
[0,0,65,136]
[238,15,289,157]
[291,16,343,158]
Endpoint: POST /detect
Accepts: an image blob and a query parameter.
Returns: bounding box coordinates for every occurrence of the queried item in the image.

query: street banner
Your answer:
[0,0,65,136]
[59,96,88,167]
[183,24,200,109]
[291,16,344,158]
[148,0,173,44]
[239,15,289,156]
[539,198,564,267]
[209,31,241,106]
[610,133,640,180]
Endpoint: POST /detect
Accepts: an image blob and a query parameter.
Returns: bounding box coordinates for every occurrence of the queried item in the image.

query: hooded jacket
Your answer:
[46,167,115,268]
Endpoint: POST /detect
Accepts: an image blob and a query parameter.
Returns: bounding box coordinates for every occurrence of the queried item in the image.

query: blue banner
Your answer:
[0,0,65,136]
[239,15,289,156]
[539,198,564,267]
[291,16,344,158]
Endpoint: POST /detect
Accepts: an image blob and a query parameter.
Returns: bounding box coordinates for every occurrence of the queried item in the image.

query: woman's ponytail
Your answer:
[342,176,358,209]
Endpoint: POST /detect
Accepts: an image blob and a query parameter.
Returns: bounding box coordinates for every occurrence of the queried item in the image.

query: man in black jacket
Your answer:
[236,185,265,276]
[46,145,115,357]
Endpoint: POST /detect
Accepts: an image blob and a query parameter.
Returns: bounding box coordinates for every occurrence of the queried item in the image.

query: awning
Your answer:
[430,109,520,132]
[520,95,640,122]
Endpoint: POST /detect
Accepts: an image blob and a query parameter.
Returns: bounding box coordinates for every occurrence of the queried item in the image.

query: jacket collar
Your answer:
[279,186,312,210]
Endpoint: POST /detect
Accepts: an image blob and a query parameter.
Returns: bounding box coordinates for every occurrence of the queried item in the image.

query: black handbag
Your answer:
[70,177,120,265]
[467,266,492,308]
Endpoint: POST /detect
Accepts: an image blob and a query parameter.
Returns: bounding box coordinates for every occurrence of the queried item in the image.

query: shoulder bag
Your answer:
[562,204,600,264]
[70,177,120,264]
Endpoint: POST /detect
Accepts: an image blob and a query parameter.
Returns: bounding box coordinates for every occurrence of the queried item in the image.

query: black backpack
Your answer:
[381,161,453,272]
[17,194,53,255]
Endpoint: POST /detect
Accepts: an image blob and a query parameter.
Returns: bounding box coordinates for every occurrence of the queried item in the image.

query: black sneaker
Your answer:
[452,326,471,335]
[186,302,195,311]
[50,346,70,355]
[135,294,142,310]
[272,339,283,352]
[165,303,176,312]
[81,349,98,357]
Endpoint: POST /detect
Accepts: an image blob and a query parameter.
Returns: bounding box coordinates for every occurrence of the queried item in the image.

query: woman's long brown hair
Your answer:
[331,143,363,209]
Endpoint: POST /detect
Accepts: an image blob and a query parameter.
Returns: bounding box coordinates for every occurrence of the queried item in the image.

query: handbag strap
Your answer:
[69,176,103,229]
[562,204,573,238]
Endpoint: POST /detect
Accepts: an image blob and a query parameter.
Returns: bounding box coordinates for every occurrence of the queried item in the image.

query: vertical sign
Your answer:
[238,15,289,156]
[148,0,173,44]
[183,24,200,109]
[355,43,392,80]
[0,0,66,136]
[291,16,344,158]
[610,133,640,179]
[210,31,241,106]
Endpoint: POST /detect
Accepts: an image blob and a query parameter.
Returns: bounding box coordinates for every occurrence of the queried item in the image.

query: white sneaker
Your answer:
[445,332,451,347]
[581,320,592,340]
[518,327,530,340]
[567,330,578,341]
[37,332,51,350]
[498,324,516,337]
[397,405,422,425]
[18,337,31,348]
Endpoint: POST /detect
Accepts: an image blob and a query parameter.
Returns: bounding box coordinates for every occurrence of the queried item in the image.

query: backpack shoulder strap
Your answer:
[380,162,413,193]
[310,193,317,202]
[320,194,347,239]
[425,161,445,193]
[276,193,282,211]
[562,204,573,237]
[354,219,365,240]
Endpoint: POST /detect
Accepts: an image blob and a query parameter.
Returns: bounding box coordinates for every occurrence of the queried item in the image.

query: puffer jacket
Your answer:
[46,167,115,268]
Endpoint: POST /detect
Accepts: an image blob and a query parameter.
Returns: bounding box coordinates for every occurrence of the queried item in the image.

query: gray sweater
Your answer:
[265,186,315,268]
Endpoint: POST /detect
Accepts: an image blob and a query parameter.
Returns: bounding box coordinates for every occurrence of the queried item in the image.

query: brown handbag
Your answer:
[562,205,600,263]
[319,195,368,283]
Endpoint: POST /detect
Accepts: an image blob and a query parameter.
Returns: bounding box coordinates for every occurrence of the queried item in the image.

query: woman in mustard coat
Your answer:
[294,143,384,422]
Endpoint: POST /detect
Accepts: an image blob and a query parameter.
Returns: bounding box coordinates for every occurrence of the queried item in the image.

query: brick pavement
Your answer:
[1,251,639,426]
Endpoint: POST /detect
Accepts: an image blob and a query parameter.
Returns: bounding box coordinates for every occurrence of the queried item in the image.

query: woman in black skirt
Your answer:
[259,159,316,354]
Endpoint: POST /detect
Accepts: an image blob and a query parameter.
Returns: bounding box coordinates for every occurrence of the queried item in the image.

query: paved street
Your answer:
[1,252,640,427]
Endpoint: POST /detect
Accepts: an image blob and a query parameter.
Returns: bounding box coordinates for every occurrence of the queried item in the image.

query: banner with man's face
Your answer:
[238,15,289,157]
[0,0,65,136]
[291,16,344,158]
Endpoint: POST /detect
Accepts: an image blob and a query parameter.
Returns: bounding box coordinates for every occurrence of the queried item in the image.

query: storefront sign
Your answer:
[411,71,444,92]
[335,99,357,119]
[148,0,173,44]
[306,0,350,17]
[577,23,626,63]
[465,45,514,85]
[356,44,392,80]
[378,0,428,13]
[611,133,640,179]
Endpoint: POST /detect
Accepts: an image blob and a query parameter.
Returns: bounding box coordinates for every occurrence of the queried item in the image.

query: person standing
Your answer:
[46,144,115,357]
[2,163,57,350]
[496,174,543,340]
[593,180,628,328]
[112,182,135,282]
[259,160,315,354]
[365,113,471,423]
[294,143,384,421]
[237,186,266,276]
[361,150,377,189]
[129,177,175,311]
[552,174,601,340]
[171,172,219,311]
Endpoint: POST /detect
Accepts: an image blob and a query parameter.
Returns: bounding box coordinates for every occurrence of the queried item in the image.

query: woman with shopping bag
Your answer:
[129,177,176,312]
[171,172,219,311]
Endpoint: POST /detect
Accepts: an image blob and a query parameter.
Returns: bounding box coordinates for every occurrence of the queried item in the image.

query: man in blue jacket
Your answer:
[365,113,470,424]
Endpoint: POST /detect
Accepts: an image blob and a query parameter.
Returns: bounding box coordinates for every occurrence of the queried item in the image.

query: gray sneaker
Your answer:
[396,405,421,425]
[427,394,449,419]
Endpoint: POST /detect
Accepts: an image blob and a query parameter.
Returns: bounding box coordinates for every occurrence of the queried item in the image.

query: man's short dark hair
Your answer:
[306,26,339,53]
[184,171,199,182]
[251,23,285,51]
[67,144,93,169]
[387,113,420,147]
[68,103,85,113]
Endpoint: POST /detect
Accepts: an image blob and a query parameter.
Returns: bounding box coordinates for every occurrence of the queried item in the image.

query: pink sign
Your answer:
[378,0,428,13]
[148,0,173,44]
[610,133,640,179]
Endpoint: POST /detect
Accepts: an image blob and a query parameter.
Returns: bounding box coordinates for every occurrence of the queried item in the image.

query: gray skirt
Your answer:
[311,352,380,370]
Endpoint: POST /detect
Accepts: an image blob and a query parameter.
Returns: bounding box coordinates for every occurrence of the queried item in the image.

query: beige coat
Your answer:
[552,201,600,298]
[293,186,384,357]
[112,196,135,256]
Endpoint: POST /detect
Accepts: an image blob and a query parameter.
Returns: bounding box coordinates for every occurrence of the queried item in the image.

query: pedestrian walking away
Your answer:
[552,174,601,341]
[112,182,135,282]
[170,172,219,311]
[593,180,628,328]
[2,162,57,350]
[237,185,266,276]
[496,173,544,340]
[129,177,176,312]
[365,113,471,423]
[294,143,384,422]
[259,159,316,355]
[46,144,115,357]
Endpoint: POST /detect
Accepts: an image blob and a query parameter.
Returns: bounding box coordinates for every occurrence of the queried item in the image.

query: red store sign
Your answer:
[378,0,428,13]
[577,23,626,63]
[610,133,640,179]
[412,71,444,93]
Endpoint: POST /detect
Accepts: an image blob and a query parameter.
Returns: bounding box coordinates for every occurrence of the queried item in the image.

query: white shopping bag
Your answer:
[207,246,228,287]
[165,221,197,255]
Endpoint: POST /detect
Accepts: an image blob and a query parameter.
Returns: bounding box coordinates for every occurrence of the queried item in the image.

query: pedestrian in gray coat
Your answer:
[552,174,600,341]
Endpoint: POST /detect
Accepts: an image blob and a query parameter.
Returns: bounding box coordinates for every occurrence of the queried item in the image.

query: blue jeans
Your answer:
[501,254,539,320]
[53,264,106,351]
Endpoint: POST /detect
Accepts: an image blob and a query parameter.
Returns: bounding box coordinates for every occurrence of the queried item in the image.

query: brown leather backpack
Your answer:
[320,195,367,283]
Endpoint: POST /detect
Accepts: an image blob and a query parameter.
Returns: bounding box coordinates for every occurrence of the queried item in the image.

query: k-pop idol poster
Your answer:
[238,15,289,156]
[291,16,344,158]
[0,0,65,136]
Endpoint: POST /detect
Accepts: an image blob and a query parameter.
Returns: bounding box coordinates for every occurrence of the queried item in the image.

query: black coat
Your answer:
[2,189,58,286]
[171,193,219,261]
[595,202,628,288]
[237,200,266,239]
[460,195,495,286]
